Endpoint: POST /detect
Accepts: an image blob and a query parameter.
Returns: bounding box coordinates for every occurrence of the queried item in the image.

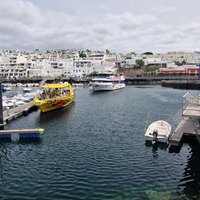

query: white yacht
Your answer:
[89,73,125,92]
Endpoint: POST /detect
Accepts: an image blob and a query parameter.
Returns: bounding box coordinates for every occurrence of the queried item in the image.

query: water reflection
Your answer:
[18,138,42,144]
[0,143,11,185]
[38,103,75,123]
[145,141,168,150]
[179,140,200,199]
[145,141,169,159]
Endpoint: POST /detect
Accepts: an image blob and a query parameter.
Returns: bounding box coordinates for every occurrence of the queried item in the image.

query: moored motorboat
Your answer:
[33,83,74,112]
[89,72,125,92]
[21,93,35,102]
[3,87,11,92]
[23,88,33,94]
[145,120,171,143]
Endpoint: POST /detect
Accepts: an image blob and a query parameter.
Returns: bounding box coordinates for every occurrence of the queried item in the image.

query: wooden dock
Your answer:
[169,92,200,147]
[1,101,36,126]
[182,92,200,118]
[169,117,199,146]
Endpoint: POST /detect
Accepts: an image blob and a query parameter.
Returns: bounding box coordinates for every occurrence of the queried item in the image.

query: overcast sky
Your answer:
[0,0,200,53]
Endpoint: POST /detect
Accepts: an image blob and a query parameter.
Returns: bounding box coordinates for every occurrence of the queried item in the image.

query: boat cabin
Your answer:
[38,84,72,100]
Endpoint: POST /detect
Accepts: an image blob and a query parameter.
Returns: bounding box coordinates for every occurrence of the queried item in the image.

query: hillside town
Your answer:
[0,49,200,80]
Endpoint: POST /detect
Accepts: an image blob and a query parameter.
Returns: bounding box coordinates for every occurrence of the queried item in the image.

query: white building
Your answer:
[0,67,28,79]
[89,51,105,65]
[70,60,93,78]
[144,58,167,67]
[155,51,200,64]
[104,53,118,67]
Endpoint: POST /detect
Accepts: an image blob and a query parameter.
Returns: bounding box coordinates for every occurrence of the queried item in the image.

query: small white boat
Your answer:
[15,100,25,106]
[3,98,26,110]
[3,87,11,92]
[23,88,32,93]
[34,83,40,87]
[145,120,171,143]
[3,101,14,109]
[20,93,35,102]
[12,93,23,101]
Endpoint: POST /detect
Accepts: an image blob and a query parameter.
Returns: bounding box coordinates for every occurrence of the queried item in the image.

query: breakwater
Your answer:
[162,80,200,90]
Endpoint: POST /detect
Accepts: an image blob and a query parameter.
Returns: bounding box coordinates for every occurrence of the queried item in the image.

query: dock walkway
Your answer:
[169,92,200,147]
[169,117,200,146]
[182,92,200,118]
[2,101,35,125]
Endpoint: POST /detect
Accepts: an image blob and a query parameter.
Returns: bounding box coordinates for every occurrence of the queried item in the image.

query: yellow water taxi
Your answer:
[33,83,74,112]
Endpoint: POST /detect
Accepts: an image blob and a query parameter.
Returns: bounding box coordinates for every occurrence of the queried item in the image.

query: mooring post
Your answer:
[0,83,3,125]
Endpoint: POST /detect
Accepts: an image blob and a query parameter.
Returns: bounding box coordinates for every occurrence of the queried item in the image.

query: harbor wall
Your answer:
[1,76,200,87]
[162,80,200,90]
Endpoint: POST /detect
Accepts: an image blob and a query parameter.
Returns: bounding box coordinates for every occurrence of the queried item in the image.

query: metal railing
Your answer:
[182,92,200,115]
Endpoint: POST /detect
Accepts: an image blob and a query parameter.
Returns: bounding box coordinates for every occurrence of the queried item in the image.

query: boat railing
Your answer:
[144,111,172,131]
[37,91,71,100]
[182,92,200,115]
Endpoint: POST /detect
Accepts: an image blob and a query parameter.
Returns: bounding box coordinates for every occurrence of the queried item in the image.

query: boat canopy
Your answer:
[41,83,71,89]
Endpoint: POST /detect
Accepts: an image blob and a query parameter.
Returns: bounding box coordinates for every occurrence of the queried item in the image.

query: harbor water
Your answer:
[1,86,200,200]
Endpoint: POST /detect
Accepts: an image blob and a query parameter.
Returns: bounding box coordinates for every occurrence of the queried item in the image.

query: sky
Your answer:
[0,0,200,53]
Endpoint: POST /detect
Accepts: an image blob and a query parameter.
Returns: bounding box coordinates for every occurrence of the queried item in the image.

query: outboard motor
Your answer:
[152,129,158,145]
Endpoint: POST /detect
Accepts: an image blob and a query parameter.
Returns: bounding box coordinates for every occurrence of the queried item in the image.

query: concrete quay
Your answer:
[162,80,200,90]
[169,92,200,150]
[0,102,37,127]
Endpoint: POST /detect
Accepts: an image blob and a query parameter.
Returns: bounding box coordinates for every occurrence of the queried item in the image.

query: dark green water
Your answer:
[1,86,200,200]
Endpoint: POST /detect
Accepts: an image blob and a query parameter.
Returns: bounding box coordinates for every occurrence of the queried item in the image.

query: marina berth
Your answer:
[2,92,36,110]
[89,72,125,92]
[33,83,74,112]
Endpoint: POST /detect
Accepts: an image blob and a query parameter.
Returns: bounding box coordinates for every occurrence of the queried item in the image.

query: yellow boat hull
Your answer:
[33,95,74,113]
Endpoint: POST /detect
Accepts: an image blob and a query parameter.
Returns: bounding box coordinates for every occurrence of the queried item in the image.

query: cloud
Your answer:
[0,0,199,53]
[150,5,176,13]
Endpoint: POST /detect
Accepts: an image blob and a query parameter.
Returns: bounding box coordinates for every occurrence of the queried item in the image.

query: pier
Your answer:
[0,128,44,141]
[2,101,36,125]
[0,83,37,127]
[169,92,200,147]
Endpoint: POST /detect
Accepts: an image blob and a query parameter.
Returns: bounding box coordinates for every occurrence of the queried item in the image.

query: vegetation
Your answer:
[106,49,111,54]
[143,52,153,55]
[135,59,145,68]
[88,71,98,76]
[145,66,160,74]
[79,51,87,59]
[174,59,186,66]
[182,60,186,65]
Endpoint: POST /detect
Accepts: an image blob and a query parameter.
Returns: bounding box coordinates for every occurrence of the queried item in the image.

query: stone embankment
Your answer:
[162,80,200,90]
